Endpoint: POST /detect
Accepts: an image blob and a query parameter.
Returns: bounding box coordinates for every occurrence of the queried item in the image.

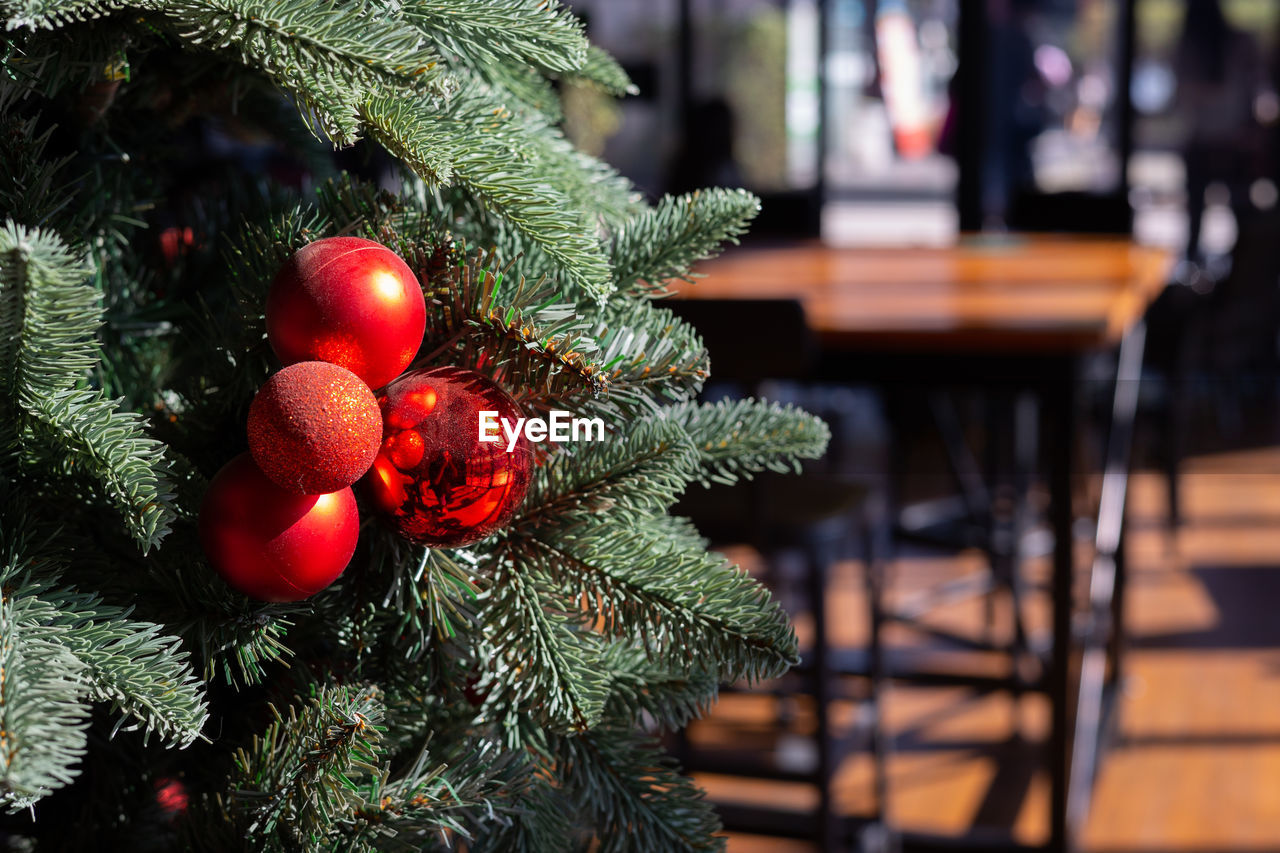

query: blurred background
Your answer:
[562,1,1280,851]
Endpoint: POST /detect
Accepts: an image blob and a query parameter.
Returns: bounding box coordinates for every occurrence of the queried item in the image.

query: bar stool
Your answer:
[667,298,891,851]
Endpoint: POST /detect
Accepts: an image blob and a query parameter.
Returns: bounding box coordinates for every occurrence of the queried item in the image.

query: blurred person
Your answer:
[1173,0,1267,266]
[984,0,1045,226]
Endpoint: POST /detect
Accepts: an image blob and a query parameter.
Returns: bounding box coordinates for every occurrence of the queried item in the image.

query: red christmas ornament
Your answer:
[364,367,532,547]
[153,777,189,816]
[200,453,359,601]
[266,236,426,389]
[248,361,382,494]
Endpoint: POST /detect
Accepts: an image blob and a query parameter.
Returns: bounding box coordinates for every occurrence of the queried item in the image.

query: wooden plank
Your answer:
[675,237,1172,352]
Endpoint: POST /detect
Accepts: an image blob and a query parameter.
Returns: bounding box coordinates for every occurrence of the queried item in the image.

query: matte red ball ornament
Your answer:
[266,236,426,389]
[364,367,532,547]
[248,361,382,494]
[200,454,360,601]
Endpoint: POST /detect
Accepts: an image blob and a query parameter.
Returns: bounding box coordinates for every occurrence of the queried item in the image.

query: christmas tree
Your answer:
[0,2,829,849]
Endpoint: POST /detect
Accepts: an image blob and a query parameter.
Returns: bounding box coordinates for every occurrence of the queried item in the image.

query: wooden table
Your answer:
[676,236,1173,853]
[675,235,1169,353]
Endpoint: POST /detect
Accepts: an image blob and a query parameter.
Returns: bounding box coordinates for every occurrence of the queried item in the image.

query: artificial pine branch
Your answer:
[1,0,132,29]
[362,90,615,298]
[403,0,588,73]
[0,222,96,409]
[557,45,638,96]
[340,738,516,851]
[12,584,208,747]
[158,0,449,106]
[555,722,724,853]
[219,685,385,847]
[514,418,698,534]
[668,397,832,485]
[403,243,609,401]
[0,224,175,551]
[610,188,761,297]
[0,107,77,229]
[601,644,720,731]
[0,591,91,812]
[0,3,822,846]
[527,513,798,683]
[359,531,483,651]
[467,770,576,853]
[587,298,710,415]
[480,561,610,732]
[22,389,175,549]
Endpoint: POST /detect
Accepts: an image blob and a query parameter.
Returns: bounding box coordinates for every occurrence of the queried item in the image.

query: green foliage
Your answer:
[403,243,609,404]
[671,397,832,485]
[0,223,175,552]
[13,584,208,746]
[363,91,615,298]
[531,514,798,683]
[555,722,724,852]
[602,645,719,731]
[517,419,697,533]
[403,0,588,72]
[159,0,445,96]
[560,45,638,96]
[222,685,387,844]
[0,503,207,805]
[479,561,612,732]
[0,1,830,847]
[0,109,75,228]
[0,0,130,29]
[190,684,512,852]
[0,592,91,812]
[501,418,796,712]
[611,188,761,297]
[588,298,710,415]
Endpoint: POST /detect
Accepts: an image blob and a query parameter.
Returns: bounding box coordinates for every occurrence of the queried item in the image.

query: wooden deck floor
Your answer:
[704,450,1280,852]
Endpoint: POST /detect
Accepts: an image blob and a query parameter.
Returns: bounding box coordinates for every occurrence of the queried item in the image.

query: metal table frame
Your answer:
[828,322,1146,853]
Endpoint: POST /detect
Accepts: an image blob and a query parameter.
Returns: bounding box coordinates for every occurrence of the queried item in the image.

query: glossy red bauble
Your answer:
[199,453,359,601]
[266,236,426,389]
[364,367,532,547]
[248,361,382,494]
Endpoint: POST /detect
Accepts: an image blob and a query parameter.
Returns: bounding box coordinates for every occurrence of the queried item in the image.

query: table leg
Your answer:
[1107,504,1126,688]
[804,537,839,852]
[1069,320,1146,833]
[1045,360,1076,853]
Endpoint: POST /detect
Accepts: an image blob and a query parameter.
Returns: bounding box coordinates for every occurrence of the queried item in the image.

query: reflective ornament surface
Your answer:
[365,367,531,547]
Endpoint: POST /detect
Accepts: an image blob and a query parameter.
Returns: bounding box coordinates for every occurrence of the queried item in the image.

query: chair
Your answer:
[666,298,890,852]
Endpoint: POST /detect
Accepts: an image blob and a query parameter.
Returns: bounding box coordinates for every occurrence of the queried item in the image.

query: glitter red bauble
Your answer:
[247,361,382,494]
[364,367,532,547]
[266,236,426,389]
[199,453,359,601]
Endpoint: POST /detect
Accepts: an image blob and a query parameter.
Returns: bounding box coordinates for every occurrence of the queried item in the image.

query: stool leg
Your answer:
[864,511,891,842]
[805,536,839,852]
